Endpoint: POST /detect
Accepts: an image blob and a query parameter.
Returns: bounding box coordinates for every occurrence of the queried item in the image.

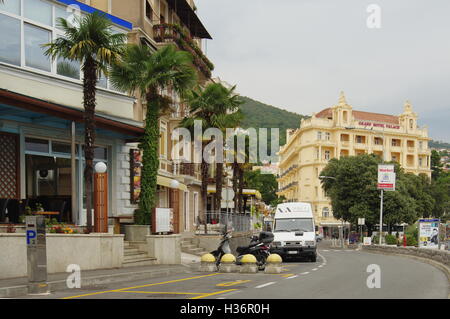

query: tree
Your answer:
[320,154,433,234]
[431,150,443,180]
[244,169,279,206]
[110,44,197,221]
[180,83,242,217]
[44,12,127,232]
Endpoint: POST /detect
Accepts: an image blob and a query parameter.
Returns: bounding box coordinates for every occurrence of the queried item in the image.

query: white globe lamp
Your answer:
[94,162,107,174]
[170,179,180,189]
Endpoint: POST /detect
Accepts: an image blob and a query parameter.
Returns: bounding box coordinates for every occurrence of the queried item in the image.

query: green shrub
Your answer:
[385,234,398,245]
[372,235,379,244]
[406,235,418,247]
[134,209,151,225]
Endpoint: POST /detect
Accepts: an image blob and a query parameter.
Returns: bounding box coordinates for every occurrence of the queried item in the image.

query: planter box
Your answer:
[124,225,151,242]
[0,233,124,279]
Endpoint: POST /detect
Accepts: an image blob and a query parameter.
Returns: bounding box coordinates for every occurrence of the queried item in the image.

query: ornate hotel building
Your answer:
[277,92,432,235]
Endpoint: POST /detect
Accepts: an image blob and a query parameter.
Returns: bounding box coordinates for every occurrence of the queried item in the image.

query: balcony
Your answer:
[153,24,214,78]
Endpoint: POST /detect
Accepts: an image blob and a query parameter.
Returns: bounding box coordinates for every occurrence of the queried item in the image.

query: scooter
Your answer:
[210,226,232,267]
[236,231,274,270]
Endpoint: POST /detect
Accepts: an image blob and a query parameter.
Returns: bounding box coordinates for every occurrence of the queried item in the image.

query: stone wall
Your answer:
[363,245,450,268]
[0,233,124,279]
[115,143,138,218]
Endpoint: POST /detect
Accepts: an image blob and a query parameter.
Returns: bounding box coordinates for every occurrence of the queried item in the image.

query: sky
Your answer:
[195,0,450,142]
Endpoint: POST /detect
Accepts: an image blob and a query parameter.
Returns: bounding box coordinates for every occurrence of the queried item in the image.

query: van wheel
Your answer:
[310,255,317,262]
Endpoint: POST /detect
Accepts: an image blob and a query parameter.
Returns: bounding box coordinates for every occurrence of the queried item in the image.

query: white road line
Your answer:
[322,250,329,252]
[285,275,298,279]
[255,282,276,289]
[318,265,323,268]
[301,272,310,275]
[312,268,318,271]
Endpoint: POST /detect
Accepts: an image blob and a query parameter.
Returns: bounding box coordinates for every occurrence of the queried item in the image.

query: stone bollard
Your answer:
[239,254,258,273]
[200,253,217,272]
[219,254,237,273]
[264,254,283,274]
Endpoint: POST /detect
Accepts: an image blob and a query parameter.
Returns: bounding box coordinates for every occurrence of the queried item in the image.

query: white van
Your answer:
[270,202,317,262]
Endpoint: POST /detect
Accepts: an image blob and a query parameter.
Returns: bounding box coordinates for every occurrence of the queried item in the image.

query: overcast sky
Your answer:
[196,0,450,142]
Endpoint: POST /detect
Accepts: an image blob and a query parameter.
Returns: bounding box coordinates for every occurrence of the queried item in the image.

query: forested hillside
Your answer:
[239,96,308,146]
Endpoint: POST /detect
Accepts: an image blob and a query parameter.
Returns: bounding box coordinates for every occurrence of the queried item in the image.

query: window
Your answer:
[325,132,331,141]
[25,138,50,153]
[146,1,154,21]
[322,207,330,218]
[392,139,401,147]
[0,13,21,66]
[409,119,414,129]
[24,23,51,71]
[57,57,80,79]
[419,158,423,167]
[317,131,322,140]
[24,0,53,26]
[0,0,20,15]
[356,135,364,144]
[324,150,331,161]
[52,142,72,154]
[159,121,168,158]
[374,137,383,145]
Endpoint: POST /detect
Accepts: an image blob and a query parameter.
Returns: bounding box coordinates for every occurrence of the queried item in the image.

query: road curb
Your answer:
[0,265,195,299]
[363,248,450,299]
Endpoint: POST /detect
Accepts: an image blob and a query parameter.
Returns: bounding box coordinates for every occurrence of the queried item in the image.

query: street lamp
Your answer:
[94,162,108,233]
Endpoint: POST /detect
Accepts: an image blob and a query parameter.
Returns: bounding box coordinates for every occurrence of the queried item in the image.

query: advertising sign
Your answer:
[155,208,174,233]
[358,218,365,225]
[363,237,372,246]
[130,149,142,204]
[378,164,396,191]
[418,219,440,249]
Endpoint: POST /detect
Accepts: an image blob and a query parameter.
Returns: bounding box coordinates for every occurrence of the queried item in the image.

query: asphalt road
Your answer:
[24,245,448,300]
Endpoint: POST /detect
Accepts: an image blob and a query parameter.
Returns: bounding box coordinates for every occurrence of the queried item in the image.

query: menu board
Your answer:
[130,149,142,204]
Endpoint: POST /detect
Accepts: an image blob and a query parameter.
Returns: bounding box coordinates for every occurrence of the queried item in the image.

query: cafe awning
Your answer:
[157,175,188,191]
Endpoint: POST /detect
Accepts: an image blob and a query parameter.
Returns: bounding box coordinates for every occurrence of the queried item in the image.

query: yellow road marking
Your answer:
[190,289,237,300]
[62,273,222,299]
[216,280,251,287]
[281,273,295,278]
[120,291,205,295]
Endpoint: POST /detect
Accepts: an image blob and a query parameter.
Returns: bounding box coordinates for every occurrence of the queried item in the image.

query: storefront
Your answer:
[0,89,144,227]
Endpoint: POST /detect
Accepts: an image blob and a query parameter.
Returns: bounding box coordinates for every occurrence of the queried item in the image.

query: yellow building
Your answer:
[277,92,432,235]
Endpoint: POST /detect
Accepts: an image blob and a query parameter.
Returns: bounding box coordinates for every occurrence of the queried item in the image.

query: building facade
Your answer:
[277,92,432,235]
[0,0,213,235]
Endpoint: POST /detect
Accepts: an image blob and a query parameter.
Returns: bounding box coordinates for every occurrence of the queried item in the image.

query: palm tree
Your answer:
[180,83,242,225]
[44,12,127,233]
[110,44,197,220]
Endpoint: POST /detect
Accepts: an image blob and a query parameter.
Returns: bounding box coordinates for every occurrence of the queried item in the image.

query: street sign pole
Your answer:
[379,189,384,245]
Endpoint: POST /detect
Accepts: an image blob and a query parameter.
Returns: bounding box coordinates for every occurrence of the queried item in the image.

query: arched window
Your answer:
[409,119,414,129]
[322,207,330,218]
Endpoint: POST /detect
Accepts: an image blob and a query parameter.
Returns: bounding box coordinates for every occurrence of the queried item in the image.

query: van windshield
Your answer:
[274,218,314,232]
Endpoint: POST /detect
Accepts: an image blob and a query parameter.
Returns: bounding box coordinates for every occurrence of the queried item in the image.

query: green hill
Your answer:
[429,140,450,150]
[239,96,307,146]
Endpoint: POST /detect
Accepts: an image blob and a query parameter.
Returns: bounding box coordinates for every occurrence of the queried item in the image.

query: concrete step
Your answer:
[124,250,144,257]
[181,244,196,249]
[122,257,158,268]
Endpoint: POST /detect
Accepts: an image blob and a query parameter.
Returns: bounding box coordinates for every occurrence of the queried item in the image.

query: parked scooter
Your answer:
[210,225,233,266]
[236,231,274,270]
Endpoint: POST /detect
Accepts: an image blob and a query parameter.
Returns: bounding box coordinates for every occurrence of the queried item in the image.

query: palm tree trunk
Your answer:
[215,162,223,215]
[83,57,97,233]
[200,142,209,233]
[140,89,160,220]
[232,161,238,213]
[238,166,244,213]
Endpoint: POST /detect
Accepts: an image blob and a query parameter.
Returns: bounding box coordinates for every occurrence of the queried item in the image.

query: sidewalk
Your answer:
[0,252,201,298]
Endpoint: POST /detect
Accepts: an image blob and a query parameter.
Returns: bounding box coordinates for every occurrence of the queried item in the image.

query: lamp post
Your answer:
[94,162,108,233]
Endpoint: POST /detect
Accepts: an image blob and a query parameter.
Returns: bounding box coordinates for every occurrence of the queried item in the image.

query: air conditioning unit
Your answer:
[37,169,54,181]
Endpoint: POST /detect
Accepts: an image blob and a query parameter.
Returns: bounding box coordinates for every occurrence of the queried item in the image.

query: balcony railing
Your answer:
[153,23,214,78]
[173,162,196,177]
